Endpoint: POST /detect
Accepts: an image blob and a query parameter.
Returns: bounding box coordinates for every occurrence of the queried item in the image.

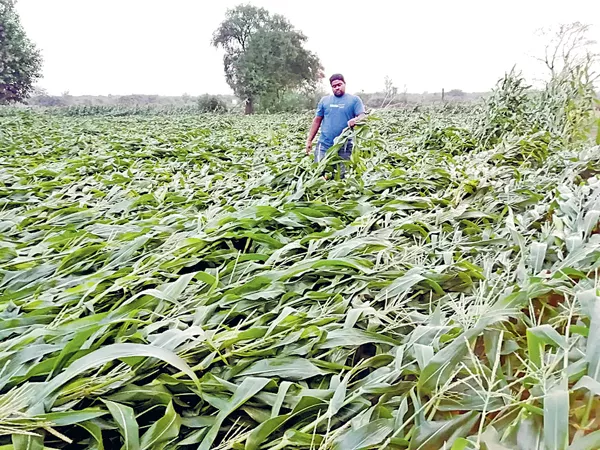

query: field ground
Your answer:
[1,97,600,449]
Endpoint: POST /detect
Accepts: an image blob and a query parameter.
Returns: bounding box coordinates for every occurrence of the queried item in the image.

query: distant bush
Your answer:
[197,94,228,113]
[257,90,324,113]
[447,89,466,98]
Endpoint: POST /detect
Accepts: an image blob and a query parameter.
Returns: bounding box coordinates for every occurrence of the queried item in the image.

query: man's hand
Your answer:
[305,141,313,155]
[348,113,366,128]
[306,116,322,155]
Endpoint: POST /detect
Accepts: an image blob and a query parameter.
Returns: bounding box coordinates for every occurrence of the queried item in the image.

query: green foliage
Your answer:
[257,89,323,113]
[0,61,599,449]
[0,0,42,104]
[475,68,532,148]
[533,61,598,143]
[212,4,322,113]
[475,51,596,160]
[197,94,227,113]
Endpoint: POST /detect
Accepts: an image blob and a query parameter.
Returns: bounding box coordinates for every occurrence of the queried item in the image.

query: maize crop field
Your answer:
[1,70,600,449]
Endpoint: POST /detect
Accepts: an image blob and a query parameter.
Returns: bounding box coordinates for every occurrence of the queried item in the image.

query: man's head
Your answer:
[329,73,346,97]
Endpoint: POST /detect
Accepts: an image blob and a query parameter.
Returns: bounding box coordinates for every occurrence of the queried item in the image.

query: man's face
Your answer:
[331,80,346,97]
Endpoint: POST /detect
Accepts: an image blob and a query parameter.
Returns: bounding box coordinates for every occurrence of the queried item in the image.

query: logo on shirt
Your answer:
[330,104,345,109]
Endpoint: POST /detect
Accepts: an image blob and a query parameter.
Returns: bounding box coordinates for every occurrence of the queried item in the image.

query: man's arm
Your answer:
[348,97,367,128]
[306,116,323,154]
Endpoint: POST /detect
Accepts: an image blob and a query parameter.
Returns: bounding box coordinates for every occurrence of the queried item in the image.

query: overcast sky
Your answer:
[14,0,600,96]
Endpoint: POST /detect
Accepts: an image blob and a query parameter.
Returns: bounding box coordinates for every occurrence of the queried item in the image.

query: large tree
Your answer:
[212,5,322,114]
[0,0,42,104]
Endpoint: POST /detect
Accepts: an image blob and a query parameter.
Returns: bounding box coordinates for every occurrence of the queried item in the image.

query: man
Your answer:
[305,74,366,170]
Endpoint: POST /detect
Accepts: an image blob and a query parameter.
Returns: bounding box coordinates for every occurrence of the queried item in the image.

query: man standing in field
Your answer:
[305,74,366,169]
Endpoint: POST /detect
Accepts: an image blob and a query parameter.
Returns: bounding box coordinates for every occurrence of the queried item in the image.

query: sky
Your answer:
[14,0,600,96]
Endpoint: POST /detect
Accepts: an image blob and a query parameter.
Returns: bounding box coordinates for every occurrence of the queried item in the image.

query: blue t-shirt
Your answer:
[316,93,365,147]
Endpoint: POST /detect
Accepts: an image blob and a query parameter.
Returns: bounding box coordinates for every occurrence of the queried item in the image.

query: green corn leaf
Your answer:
[408,412,479,450]
[38,408,107,426]
[139,401,180,450]
[527,325,568,370]
[543,379,569,450]
[103,400,140,450]
[236,357,325,380]
[333,419,394,450]
[245,401,326,450]
[418,325,485,394]
[199,377,270,450]
[271,381,292,417]
[12,434,44,450]
[78,421,105,450]
[584,292,600,381]
[34,343,201,410]
[569,430,600,450]
[320,328,401,349]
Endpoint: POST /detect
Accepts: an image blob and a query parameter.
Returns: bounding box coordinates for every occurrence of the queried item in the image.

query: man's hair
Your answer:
[329,73,345,84]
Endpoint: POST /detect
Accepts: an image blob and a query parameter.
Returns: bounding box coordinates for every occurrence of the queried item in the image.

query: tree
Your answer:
[0,0,42,104]
[536,22,598,78]
[212,5,322,114]
[381,76,398,107]
[447,89,466,98]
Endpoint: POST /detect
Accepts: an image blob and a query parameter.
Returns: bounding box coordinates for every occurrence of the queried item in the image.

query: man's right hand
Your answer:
[305,141,312,155]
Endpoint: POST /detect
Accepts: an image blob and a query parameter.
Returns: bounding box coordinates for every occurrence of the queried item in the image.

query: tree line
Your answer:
[23,90,489,112]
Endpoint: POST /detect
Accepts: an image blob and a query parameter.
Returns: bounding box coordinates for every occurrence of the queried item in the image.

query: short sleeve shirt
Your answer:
[315,93,365,147]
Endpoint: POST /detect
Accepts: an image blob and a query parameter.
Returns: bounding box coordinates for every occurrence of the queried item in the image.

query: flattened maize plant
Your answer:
[0,68,600,449]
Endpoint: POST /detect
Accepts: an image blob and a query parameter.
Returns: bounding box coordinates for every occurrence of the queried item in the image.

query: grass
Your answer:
[0,68,599,449]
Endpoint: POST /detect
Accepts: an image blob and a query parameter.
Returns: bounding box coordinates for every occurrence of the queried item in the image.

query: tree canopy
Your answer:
[212,5,322,114]
[0,0,42,104]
